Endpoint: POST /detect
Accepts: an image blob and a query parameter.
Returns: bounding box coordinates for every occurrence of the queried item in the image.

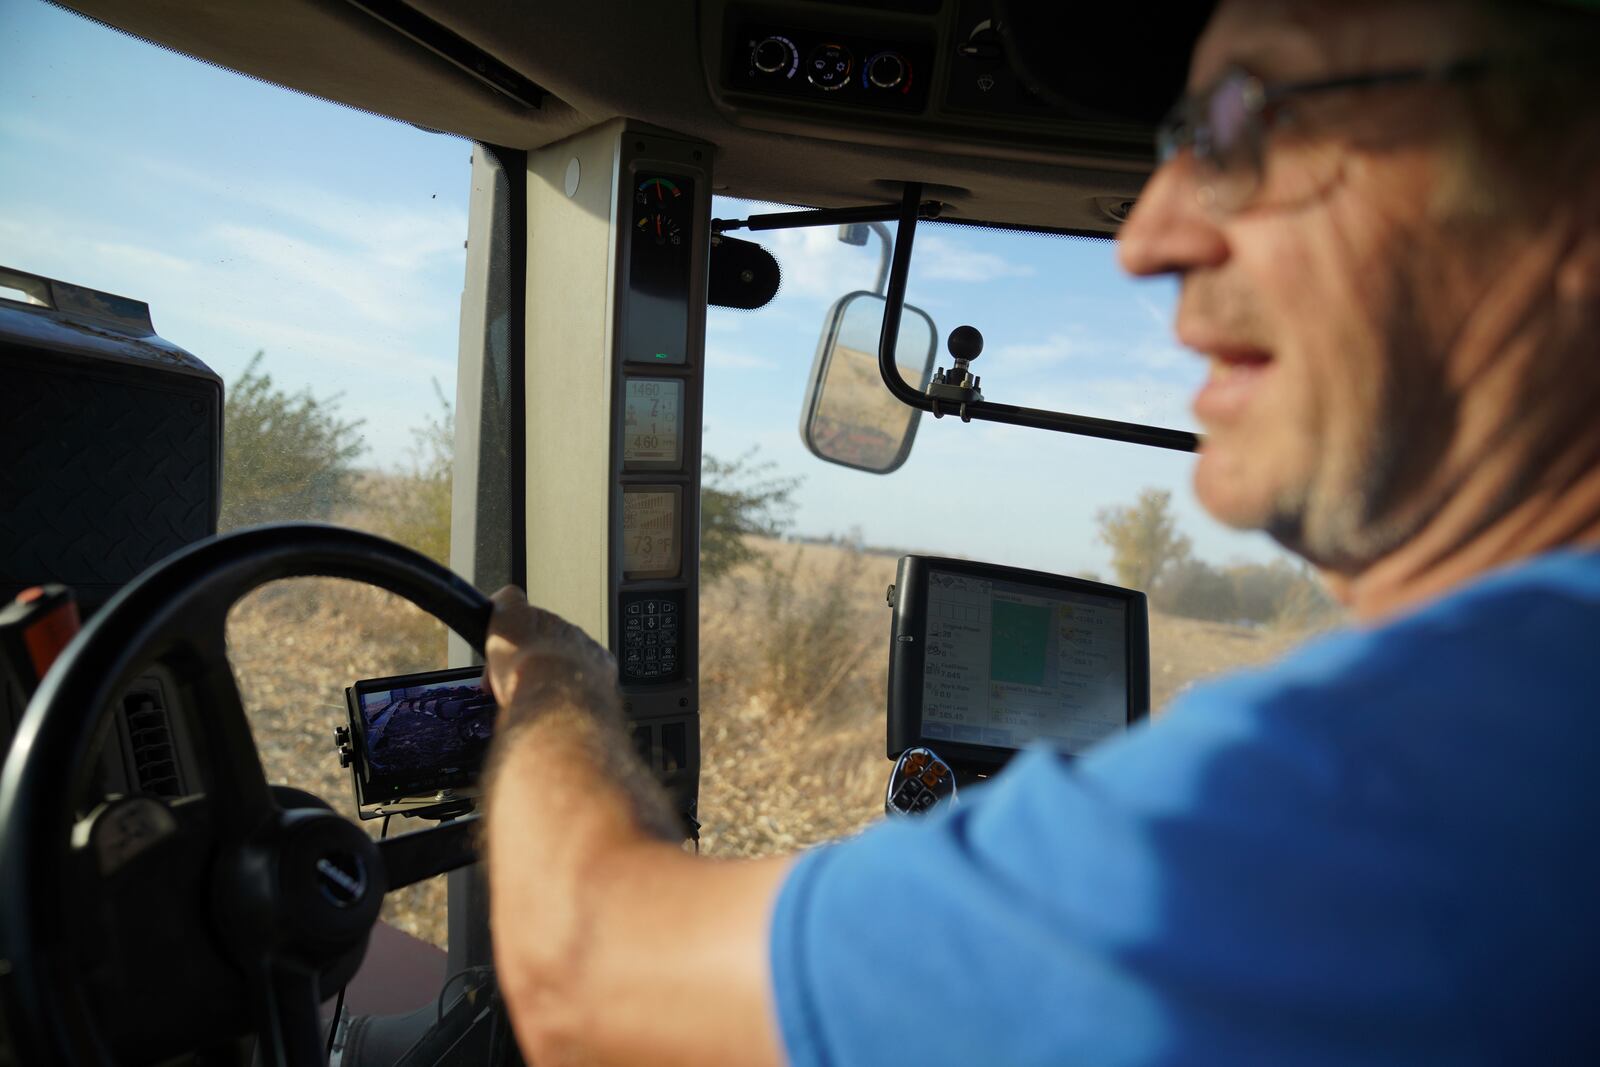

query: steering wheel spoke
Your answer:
[167,631,277,835]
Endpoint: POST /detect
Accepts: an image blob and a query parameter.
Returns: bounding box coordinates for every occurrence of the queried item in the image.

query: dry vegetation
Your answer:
[231,532,1311,948]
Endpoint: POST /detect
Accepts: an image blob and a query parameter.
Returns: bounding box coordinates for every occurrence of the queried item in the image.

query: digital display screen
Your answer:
[349,667,495,804]
[623,378,683,469]
[919,569,1128,754]
[622,486,680,579]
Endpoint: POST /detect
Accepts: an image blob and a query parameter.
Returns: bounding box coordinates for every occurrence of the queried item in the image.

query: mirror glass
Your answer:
[801,291,936,473]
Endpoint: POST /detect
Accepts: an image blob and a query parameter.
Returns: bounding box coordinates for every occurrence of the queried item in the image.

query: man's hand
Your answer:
[482,585,680,840]
[485,585,620,724]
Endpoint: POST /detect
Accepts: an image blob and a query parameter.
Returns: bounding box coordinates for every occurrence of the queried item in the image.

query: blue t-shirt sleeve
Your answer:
[768,682,1472,1067]
[770,746,1176,1067]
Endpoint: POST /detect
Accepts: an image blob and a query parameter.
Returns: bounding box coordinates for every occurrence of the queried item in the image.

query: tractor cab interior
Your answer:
[0,1,1359,1064]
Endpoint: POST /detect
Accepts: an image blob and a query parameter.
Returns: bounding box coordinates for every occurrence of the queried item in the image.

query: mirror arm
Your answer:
[713,201,943,235]
[875,184,1203,454]
[867,221,892,296]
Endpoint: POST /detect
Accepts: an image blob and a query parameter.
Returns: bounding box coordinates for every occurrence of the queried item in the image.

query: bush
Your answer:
[759,546,872,716]
[1152,557,1238,621]
[701,450,800,583]
[221,351,365,530]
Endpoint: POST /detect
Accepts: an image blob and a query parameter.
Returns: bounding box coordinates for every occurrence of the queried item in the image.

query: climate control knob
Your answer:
[752,36,795,75]
[866,51,907,90]
[806,42,854,91]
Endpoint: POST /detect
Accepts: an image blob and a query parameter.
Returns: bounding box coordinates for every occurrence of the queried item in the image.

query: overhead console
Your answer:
[704,0,1162,181]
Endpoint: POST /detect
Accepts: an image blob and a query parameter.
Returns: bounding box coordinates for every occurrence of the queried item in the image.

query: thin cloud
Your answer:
[207,222,456,332]
[990,332,1081,370]
[913,234,1034,284]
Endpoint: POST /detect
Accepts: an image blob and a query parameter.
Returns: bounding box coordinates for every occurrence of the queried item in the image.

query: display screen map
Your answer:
[920,569,1128,754]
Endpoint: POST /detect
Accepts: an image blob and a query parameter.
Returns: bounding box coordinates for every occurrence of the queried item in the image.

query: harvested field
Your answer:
[231,535,1315,948]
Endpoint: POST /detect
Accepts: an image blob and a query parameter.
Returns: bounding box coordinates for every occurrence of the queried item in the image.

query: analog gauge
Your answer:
[636,212,682,247]
[636,176,683,209]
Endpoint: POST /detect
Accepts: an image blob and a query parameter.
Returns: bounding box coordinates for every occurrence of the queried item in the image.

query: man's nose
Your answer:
[1117,151,1230,278]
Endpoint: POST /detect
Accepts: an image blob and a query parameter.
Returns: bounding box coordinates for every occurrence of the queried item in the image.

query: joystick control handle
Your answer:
[885,746,958,816]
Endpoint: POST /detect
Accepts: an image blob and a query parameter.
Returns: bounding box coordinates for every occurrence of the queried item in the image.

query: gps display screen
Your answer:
[887,556,1149,770]
[919,569,1128,753]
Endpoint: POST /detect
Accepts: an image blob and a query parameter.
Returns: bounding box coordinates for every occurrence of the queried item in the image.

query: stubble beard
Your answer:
[1262,270,1459,576]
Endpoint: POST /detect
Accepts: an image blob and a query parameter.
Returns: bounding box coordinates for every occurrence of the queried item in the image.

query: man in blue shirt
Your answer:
[482,0,1600,1063]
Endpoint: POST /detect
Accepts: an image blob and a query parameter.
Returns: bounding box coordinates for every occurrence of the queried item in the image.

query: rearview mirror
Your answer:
[800,291,936,474]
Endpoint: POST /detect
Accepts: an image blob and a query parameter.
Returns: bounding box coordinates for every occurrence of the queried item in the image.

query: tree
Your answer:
[1095,488,1192,590]
[700,450,800,583]
[221,352,366,530]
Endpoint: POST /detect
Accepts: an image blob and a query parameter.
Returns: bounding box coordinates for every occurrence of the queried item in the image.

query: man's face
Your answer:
[1119,0,1511,571]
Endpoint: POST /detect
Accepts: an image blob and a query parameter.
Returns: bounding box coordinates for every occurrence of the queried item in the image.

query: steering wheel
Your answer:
[0,524,494,1066]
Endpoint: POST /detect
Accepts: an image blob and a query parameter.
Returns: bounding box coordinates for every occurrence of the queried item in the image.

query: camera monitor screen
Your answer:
[887,556,1149,772]
[344,665,498,812]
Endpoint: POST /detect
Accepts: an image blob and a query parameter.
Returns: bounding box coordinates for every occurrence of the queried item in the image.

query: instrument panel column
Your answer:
[524,123,711,830]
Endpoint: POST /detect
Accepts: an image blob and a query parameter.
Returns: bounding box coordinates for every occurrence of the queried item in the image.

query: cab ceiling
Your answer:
[57,0,1162,232]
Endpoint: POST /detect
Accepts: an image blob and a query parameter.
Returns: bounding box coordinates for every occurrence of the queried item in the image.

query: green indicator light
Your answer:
[655,352,670,360]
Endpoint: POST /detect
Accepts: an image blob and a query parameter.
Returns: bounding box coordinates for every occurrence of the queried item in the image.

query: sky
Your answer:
[1,0,1297,578]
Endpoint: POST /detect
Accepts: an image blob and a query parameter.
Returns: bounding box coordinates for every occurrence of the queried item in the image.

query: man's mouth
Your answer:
[1191,345,1274,426]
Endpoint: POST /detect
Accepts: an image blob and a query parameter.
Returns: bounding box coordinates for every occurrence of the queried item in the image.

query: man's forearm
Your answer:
[480,589,790,1067]
[484,699,790,1067]
[486,692,682,850]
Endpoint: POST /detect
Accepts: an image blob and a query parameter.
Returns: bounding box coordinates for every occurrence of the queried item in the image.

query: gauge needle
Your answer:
[656,217,662,238]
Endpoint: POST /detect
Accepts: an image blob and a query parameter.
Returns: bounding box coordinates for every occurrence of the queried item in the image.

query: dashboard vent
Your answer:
[122,690,183,797]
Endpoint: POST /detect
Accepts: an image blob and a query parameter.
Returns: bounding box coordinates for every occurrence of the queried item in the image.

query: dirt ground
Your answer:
[229,537,1314,948]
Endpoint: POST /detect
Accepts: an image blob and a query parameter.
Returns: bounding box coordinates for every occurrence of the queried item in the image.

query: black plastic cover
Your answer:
[708,235,781,310]
[0,267,221,618]
[992,1,1216,124]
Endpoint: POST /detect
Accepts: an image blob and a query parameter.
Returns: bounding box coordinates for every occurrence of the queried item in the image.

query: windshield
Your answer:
[3,0,1339,938]
[695,202,1338,854]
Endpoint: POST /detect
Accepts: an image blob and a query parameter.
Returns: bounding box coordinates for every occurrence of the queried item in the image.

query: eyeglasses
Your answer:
[1156,56,1495,214]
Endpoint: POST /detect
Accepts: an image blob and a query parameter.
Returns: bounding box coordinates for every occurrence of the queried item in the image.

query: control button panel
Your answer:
[727,24,932,113]
[945,0,1080,119]
[885,746,957,817]
[619,589,685,685]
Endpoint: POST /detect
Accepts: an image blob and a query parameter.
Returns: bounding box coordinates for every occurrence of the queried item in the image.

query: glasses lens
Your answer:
[1197,70,1261,212]
[1207,73,1253,160]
